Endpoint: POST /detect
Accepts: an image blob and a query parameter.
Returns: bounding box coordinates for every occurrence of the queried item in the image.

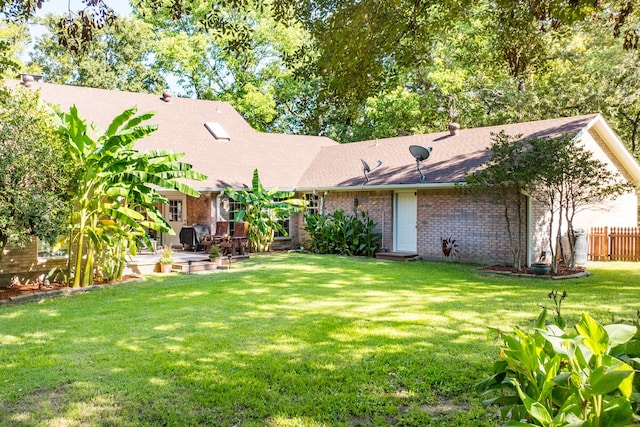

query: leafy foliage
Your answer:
[225,169,304,252]
[524,135,634,271]
[477,308,639,426]
[465,133,634,273]
[57,105,206,287]
[0,87,74,256]
[303,208,381,257]
[463,132,536,271]
[29,16,166,93]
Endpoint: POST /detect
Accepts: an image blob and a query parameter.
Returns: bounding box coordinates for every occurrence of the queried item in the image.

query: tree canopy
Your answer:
[2,0,640,158]
[0,86,74,257]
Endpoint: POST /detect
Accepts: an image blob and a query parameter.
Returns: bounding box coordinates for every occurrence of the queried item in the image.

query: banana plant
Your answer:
[225,169,305,252]
[57,105,206,287]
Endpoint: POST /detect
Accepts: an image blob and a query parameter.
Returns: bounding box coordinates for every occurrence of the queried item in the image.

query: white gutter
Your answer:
[294,182,463,192]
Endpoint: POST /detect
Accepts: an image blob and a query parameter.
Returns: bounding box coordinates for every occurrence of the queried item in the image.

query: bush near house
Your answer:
[303,208,381,256]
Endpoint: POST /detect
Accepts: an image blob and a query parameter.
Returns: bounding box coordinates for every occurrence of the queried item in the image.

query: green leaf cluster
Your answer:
[225,169,304,252]
[0,87,74,259]
[57,105,206,287]
[303,208,381,257]
[477,310,640,426]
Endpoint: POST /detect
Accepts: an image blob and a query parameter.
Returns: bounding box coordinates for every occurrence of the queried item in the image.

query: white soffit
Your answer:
[204,122,231,140]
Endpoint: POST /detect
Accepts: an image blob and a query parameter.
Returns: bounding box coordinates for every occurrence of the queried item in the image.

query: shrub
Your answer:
[476,308,639,426]
[303,208,381,257]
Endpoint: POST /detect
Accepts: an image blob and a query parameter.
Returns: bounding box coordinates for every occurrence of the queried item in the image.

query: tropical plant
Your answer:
[225,169,305,252]
[57,105,206,287]
[303,207,381,257]
[476,308,639,426]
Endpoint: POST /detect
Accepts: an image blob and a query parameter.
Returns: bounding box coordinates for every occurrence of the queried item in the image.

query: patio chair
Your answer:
[231,221,249,255]
[200,234,214,253]
[212,221,229,245]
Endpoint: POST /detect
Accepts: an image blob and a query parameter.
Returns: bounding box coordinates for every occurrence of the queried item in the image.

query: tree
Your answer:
[1,0,117,53]
[225,169,305,252]
[525,135,634,272]
[29,15,165,93]
[57,105,206,287]
[463,132,537,271]
[0,87,74,260]
[141,4,311,132]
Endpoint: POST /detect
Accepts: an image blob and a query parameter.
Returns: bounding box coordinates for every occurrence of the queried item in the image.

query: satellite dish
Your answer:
[361,158,382,184]
[409,145,432,162]
[409,145,433,182]
[361,159,371,183]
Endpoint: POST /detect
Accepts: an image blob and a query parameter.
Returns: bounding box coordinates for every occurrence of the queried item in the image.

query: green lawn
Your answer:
[1,253,638,426]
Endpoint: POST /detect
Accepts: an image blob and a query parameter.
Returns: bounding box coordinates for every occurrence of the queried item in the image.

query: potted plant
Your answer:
[530,252,551,275]
[158,246,174,273]
[208,245,223,267]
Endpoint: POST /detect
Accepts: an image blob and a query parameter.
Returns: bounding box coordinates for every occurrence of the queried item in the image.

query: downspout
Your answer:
[526,194,532,267]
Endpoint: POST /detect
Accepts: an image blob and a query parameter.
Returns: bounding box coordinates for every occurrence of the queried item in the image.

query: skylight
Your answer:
[204,122,231,140]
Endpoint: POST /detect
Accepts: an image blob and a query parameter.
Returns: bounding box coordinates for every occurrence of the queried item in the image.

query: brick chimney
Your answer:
[19,73,44,88]
[448,122,460,136]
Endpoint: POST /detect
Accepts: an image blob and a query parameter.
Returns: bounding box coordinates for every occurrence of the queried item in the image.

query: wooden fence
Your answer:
[588,227,640,261]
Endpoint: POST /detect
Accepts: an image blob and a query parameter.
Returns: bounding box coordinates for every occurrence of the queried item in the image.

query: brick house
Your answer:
[2,78,639,285]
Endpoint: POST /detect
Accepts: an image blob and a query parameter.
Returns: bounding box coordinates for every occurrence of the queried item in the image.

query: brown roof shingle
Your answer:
[12,80,620,191]
[296,115,599,189]
[9,80,337,190]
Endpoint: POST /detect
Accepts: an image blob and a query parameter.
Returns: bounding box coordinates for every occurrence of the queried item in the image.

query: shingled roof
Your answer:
[10,79,639,192]
[296,114,603,190]
[8,80,337,191]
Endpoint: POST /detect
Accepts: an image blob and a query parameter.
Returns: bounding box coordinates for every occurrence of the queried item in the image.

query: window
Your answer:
[304,193,320,215]
[273,217,290,239]
[218,196,243,234]
[37,238,68,259]
[168,199,183,222]
[204,122,231,140]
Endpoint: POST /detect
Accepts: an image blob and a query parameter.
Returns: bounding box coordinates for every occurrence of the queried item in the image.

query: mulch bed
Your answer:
[480,264,588,279]
[0,276,140,302]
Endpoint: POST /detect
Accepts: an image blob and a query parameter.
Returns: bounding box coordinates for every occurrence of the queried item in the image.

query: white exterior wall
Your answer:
[529,127,639,264]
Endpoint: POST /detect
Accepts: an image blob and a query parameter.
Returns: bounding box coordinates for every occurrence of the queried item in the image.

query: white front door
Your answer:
[394,191,417,252]
[163,195,187,248]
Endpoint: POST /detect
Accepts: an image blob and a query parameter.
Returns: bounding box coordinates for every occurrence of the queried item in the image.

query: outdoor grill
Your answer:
[179,224,211,251]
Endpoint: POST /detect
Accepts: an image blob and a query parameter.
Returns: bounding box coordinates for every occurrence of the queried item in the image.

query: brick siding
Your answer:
[301,189,525,265]
[0,239,67,287]
[417,189,524,264]
[187,193,214,230]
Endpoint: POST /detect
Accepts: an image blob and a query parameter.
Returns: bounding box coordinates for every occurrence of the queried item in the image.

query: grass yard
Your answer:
[0,253,638,426]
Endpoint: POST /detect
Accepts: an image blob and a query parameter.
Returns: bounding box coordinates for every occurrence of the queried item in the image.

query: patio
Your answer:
[125,248,249,275]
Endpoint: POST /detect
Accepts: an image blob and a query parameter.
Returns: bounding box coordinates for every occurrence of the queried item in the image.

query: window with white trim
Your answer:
[168,199,183,222]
